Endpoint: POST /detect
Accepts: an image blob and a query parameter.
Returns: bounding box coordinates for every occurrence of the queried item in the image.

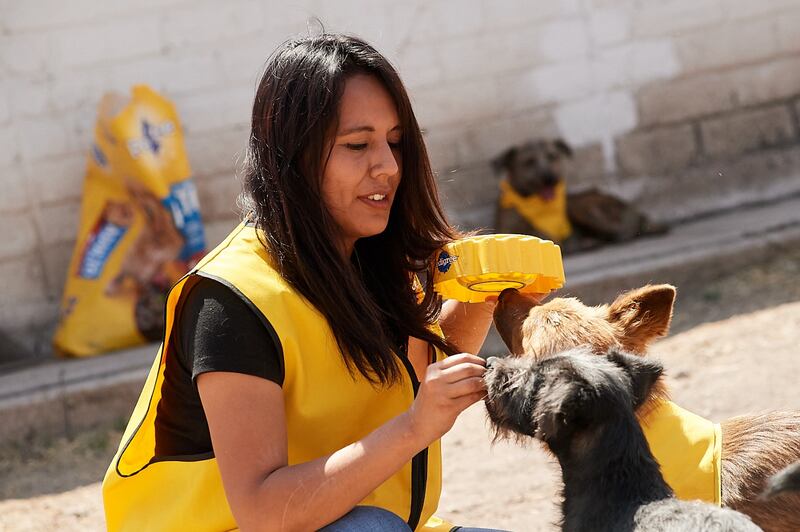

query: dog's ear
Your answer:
[607,284,676,353]
[606,349,664,408]
[491,146,518,174]
[553,138,573,158]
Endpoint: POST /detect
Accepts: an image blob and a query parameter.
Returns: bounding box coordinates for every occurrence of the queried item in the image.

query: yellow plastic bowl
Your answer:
[432,234,565,303]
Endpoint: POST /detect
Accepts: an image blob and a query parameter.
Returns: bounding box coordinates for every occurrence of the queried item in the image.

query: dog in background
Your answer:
[484,348,762,531]
[492,139,667,253]
[491,286,800,532]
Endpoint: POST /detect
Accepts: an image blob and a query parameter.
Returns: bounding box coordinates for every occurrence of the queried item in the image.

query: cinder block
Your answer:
[675,18,779,75]
[413,79,500,129]
[436,163,498,220]
[161,0,264,49]
[41,241,76,301]
[589,8,631,46]
[555,91,637,146]
[431,30,549,85]
[497,60,593,111]
[1,0,192,33]
[0,254,48,302]
[637,71,737,125]
[631,1,725,38]
[592,40,679,91]
[184,128,248,180]
[0,87,9,125]
[636,144,800,221]
[454,108,558,168]
[395,42,445,89]
[732,56,800,107]
[0,33,53,75]
[405,0,485,44]
[0,125,20,166]
[17,109,91,161]
[0,213,39,260]
[700,105,797,159]
[422,127,460,171]
[177,87,252,134]
[196,173,241,222]
[26,154,86,205]
[0,165,30,214]
[616,124,698,177]
[777,10,800,54]
[483,0,580,31]
[537,19,590,63]
[724,0,800,21]
[32,201,81,246]
[5,78,49,118]
[569,143,609,189]
[51,18,162,70]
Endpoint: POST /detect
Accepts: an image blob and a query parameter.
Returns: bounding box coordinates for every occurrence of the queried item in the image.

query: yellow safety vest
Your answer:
[641,400,722,505]
[499,179,573,242]
[102,222,455,531]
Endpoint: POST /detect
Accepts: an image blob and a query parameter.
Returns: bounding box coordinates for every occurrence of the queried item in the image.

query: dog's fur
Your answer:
[484,348,762,531]
[492,286,800,532]
[492,139,667,253]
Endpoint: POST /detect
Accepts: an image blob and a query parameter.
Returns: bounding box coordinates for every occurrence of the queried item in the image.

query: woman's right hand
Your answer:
[405,353,487,446]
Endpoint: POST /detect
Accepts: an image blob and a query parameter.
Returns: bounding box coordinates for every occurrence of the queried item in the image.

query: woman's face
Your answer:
[322,74,402,256]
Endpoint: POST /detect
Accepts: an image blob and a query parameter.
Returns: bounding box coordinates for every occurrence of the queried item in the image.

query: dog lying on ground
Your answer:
[491,285,800,532]
[484,347,762,531]
[492,139,667,253]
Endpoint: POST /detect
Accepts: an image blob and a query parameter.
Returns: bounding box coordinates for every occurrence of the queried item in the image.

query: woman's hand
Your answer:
[406,353,487,446]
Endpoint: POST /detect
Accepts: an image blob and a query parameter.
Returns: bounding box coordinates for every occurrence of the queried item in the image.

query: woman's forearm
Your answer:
[439,299,496,355]
[249,411,425,532]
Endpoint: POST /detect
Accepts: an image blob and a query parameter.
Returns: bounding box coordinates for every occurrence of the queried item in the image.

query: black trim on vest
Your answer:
[116,272,196,477]
[397,342,428,530]
[193,271,286,383]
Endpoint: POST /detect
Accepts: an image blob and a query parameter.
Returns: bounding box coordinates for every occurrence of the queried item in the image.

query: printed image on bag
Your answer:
[53,85,206,357]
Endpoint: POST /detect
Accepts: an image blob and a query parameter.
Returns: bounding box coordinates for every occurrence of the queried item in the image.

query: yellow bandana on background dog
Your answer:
[641,400,722,505]
[499,179,573,242]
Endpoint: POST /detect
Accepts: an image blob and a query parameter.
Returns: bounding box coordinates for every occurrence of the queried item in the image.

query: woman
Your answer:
[103,33,517,531]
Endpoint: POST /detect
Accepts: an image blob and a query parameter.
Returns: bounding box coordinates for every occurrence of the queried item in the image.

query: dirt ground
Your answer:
[1,246,799,531]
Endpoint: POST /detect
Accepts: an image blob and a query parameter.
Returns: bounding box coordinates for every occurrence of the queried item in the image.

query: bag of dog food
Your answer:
[53,85,206,357]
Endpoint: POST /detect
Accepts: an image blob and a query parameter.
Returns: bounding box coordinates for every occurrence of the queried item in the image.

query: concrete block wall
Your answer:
[1,0,800,359]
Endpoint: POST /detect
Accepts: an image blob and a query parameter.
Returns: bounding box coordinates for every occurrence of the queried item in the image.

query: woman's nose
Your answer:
[370,141,399,179]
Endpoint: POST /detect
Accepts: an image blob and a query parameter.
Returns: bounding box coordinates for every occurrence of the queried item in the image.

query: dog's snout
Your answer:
[498,288,518,303]
[542,172,559,186]
[486,356,499,369]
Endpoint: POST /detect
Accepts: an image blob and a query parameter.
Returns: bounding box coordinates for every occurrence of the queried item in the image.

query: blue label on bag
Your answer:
[162,179,206,260]
[78,221,127,279]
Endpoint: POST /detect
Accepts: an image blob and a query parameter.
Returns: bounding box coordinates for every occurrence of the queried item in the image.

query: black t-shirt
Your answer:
[154,276,283,457]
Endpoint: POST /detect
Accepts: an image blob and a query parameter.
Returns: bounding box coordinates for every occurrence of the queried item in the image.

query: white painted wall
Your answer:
[1,0,800,355]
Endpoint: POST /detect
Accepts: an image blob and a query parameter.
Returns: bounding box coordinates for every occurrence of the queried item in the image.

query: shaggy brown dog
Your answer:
[492,285,800,532]
[492,139,667,253]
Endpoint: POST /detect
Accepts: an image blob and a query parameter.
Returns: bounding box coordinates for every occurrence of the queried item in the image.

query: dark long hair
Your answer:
[240,33,460,385]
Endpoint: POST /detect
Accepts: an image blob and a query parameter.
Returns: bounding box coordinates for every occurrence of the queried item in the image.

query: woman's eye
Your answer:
[346,143,368,151]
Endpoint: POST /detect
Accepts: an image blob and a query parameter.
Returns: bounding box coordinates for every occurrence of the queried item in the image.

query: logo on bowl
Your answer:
[437,251,459,273]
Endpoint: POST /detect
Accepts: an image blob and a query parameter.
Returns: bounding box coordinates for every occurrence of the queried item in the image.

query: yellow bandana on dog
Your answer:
[499,180,573,242]
[640,400,722,505]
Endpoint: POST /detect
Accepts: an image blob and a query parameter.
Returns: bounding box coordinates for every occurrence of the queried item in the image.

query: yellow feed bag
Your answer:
[53,85,206,357]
